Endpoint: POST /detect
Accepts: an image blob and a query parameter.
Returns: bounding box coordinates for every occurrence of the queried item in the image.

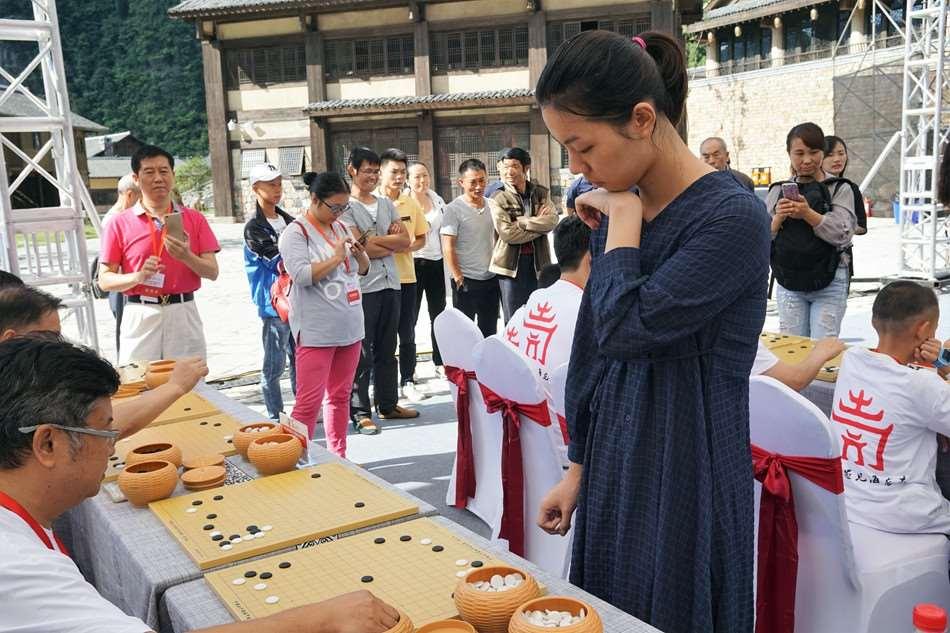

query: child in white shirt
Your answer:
[832,280,950,534]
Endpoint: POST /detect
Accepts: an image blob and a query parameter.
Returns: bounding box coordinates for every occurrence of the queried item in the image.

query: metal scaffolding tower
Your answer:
[897,0,950,282]
[0,0,99,347]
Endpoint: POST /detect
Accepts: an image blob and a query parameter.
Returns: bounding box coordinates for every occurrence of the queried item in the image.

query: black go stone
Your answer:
[399,535,411,542]
[213,495,224,500]
[247,525,259,532]
[203,524,214,531]
[230,534,241,541]
[260,572,273,580]
[214,423,221,427]
[354,502,365,508]
[206,514,217,519]
[109,456,118,461]
[212,535,223,541]
[184,407,192,411]
[244,571,257,578]
[432,545,444,552]
[279,562,291,569]
[374,537,386,544]
[471,560,483,567]
[226,439,233,444]
[192,500,202,506]
[361,576,373,583]
[219,541,231,547]
[200,421,208,426]
[310,473,321,479]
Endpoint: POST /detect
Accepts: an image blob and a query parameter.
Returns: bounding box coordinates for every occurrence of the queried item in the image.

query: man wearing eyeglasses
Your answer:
[341,147,418,436]
[0,285,208,440]
[243,163,298,421]
[0,336,401,633]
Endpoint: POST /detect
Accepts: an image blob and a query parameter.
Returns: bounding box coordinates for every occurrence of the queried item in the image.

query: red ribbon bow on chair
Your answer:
[479,384,552,557]
[445,366,478,508]
[751,443,844,633]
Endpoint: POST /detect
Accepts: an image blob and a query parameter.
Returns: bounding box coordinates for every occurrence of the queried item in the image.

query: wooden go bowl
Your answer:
[416,620,477,633]
[117,460,179,507]
[247,433,302,476]
[144,366,174,389]
[233,422,281,457]
[382,609,413,633]
[507,596,602,633]
[454,565,540,633]
[124,442,182,468]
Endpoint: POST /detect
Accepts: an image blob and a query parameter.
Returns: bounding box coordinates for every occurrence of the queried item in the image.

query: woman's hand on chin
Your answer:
[574,189,641,230]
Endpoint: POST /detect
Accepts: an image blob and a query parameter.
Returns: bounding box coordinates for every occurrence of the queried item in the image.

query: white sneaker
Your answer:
[401,381,429,403]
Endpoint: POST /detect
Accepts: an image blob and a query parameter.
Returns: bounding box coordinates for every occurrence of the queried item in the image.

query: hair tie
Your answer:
[632,36,646,49]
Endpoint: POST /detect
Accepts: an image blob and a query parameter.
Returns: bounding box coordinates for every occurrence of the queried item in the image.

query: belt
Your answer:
[128,292,194,305]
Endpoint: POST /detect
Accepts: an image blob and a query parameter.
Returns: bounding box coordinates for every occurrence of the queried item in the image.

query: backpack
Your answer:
[769,178,849,292]
[269,221,308,323]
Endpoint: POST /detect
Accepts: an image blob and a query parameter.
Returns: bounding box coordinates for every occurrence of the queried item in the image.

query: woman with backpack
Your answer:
[823,135,868,235]
[768,122,857,338]
[277,171,369,457]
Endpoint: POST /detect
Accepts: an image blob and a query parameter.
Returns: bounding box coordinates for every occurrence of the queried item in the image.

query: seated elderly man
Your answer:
[0,336,399,633]
[0,285,207,439]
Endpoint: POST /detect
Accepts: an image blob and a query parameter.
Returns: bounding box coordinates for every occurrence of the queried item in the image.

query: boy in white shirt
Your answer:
[832,281,950,534]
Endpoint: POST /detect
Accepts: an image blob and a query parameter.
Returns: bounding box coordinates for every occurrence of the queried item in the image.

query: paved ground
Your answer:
[68,214,948,539]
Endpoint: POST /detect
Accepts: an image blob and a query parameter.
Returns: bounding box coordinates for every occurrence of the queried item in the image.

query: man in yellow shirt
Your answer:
[378,149,429,402]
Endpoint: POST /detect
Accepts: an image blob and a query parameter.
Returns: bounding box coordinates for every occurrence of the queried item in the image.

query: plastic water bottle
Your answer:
[914,604,948,633]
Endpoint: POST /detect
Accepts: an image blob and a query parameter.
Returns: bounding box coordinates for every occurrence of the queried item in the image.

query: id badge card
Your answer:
[345,280,361,306]
[143,272,165,289]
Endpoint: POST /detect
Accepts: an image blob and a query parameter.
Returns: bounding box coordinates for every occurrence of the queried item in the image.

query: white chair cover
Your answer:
[749,375,950,633]
[473,336,572,577]
[435,308,503,531]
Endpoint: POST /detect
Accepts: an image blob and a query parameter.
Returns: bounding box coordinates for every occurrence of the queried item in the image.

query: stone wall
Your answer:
[686,49,905,212]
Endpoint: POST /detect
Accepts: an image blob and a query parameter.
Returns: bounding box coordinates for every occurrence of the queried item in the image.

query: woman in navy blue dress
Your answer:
[535,31,770,633]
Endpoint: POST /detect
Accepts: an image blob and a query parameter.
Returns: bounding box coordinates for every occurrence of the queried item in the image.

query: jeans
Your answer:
[776,265,849,338]
[291,341,361,458]
[499,253,538,323]
[108,291,125,360]
[261,316,297,420]
[452,276,500,338]
[351,288,400,419]
[414,258,446,366]
[398,282,417,385]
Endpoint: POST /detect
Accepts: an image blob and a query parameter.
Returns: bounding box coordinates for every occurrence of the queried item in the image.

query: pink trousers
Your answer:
[290,341,362,458]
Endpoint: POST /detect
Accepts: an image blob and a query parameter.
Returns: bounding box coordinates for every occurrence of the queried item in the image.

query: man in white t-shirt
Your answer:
[0,336,399,633]
[831,281,950,534]
[512,215,590,384]
[751,337,845,390]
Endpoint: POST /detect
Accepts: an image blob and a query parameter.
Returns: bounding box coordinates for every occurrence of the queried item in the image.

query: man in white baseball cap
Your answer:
[243,163,298,420]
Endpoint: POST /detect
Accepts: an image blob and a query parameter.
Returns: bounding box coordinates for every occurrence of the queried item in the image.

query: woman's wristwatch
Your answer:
[933,348,950,369]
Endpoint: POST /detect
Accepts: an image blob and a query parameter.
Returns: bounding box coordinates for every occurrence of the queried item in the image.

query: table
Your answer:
[159,516,663,633]
[57,384,436,630]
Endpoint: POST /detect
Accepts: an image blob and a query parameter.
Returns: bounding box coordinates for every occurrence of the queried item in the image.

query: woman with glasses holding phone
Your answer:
[278,171,369,458]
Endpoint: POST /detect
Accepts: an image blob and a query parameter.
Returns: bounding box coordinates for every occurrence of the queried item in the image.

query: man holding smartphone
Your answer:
[98,145,220,363]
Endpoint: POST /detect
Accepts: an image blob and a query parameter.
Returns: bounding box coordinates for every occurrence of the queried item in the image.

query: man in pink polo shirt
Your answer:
[98,145,220,363]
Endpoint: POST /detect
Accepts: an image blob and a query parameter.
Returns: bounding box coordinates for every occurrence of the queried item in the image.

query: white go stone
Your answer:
[420,538,432,545]
[456,570,468,578]
[455,559,468,566]
[221,544,233,551]
[265,596,280,605]
[470,573,525,593]
[232,537,242,543]
[521,609,585,628]
[223,435,233,441]
[255,532,265,539]
[210,531,221,538]
[186,508,197,514]
[254,583,267,591]
[262,525,273,531]
[231,578,246,586]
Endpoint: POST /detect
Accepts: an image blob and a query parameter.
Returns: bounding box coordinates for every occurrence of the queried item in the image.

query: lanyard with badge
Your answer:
[304,215,361,306]
[0,490,70,556]
[142,209,170,291]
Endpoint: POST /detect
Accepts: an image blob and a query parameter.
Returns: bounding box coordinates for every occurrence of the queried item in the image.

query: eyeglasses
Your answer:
[18,423,120,444]
[320,199,351,216]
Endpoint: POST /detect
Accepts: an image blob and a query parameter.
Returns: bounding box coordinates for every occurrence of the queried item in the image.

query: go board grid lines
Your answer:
[205,517,505,625]
[150,463,420,569]
[124,391,222,426]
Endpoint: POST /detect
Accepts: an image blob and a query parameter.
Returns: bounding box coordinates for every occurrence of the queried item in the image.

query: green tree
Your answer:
[175,156,212,195]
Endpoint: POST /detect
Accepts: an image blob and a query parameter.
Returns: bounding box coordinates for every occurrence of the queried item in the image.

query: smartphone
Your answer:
[164,213,187,241]
[781,182,802,202]
[357,228,371,245]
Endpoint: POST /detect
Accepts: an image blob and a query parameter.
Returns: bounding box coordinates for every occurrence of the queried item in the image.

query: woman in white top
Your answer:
[278,172,369,458]
[408,161,448,371]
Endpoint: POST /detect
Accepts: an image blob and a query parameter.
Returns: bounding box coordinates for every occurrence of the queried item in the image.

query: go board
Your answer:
[103,412,242,482]
[206,517,504,625]
[765,338,845,383]
[151,463,420,569]
[113,391,221,427]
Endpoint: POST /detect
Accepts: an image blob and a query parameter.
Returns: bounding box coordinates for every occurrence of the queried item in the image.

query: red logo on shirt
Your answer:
[831,389,893,472]
[523,301,558,366]
[506,325,520,347]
